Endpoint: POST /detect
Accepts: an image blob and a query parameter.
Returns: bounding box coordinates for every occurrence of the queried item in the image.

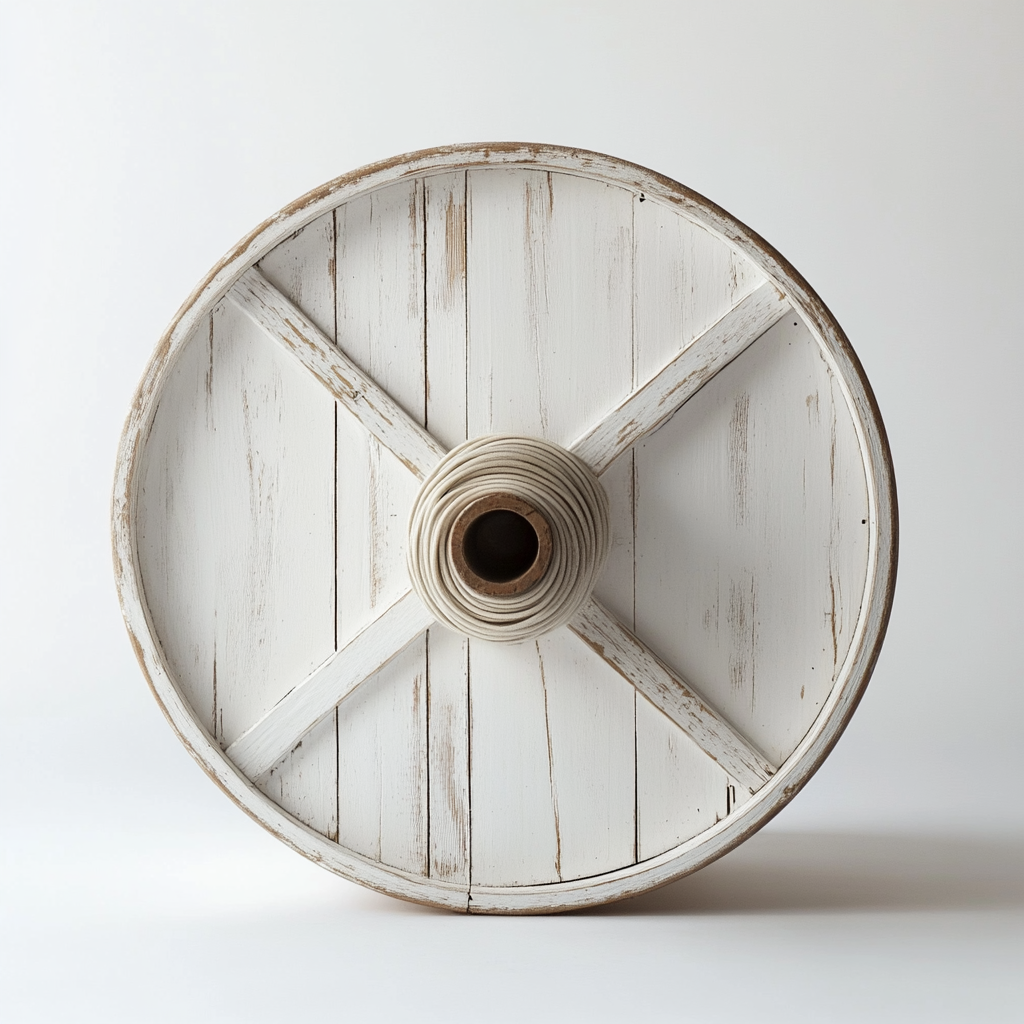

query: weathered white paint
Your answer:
[631,315,870,768]
[225,590,434,780]
[568,599,774,792]
[228,265,446,480]
[627,195,769,854]
[135,316,217,734]
[248,216,339,837]
[464,168,637,886]
[423,172,471,887]
[571,281,790,475]
[115,144,896,914]
[334,178,429,874]
[137,215,338,839]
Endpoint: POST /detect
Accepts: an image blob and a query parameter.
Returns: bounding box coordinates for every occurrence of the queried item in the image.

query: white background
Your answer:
[1,2,1021,1020]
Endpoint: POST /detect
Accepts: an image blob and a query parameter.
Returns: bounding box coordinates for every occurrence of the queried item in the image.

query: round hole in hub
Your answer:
[449,492,553,596]
[463,509,538,583]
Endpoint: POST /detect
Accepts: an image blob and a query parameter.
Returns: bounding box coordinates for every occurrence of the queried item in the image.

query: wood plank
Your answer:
[633,314,871,769]
[227,265,446,480]
[249,215,340,836]
[465,168,636,886]
[628,200,769,852]
[206,246,336,828]
[571,281,789,475]
[424,172,471,885]
[534,633,637,879]
[225,590,434,779]
[635,697,728,860]
[568,598,775,792]
[336,643,427,874]
[335,178,429,873]
[466,639,557,885]
[258,714,339,841]
[138,218,340,838]
[136,319,216,733]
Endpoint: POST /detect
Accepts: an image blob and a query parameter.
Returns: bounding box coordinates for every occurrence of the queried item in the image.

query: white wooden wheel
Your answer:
[113,143,897,913]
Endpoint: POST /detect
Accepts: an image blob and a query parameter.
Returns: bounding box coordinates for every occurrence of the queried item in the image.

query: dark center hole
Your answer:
[462,509,539,584]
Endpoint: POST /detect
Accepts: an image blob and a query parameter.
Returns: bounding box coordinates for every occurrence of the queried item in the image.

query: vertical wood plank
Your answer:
[465,168,636,885]
[424,172,470,886]
[633,315,871,772]
[208,212,336,836]
[335,179,427,873]
[635,699,728,859]
[252,216,339,838]
[633,197,764,385]
[467,640,556,885]
[630,198,765,853]
[137,219,339,840]
[136,321,216,734]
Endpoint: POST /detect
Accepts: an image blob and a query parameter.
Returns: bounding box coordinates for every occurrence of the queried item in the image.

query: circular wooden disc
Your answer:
[113,144,897,913]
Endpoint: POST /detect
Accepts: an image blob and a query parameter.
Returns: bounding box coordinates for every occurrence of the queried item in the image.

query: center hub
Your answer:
[406,434,611,643]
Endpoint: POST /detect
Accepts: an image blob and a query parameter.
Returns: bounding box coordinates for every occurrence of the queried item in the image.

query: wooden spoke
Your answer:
[567,598,776,792]
[228,267,448,480]
[570,282,790,475]
[226,590,436,779]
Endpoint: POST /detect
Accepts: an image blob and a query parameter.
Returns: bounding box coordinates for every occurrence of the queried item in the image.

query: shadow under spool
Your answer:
[449,492,553,596]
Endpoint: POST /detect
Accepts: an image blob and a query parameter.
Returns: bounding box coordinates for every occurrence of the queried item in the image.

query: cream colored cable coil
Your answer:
[407,435,611,643]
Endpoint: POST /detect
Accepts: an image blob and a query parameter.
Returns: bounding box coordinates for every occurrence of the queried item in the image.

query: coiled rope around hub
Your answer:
[407,435,611,643]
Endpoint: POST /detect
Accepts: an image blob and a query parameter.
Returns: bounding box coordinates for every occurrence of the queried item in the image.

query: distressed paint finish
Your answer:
[225,590,434,780]
[465,168,637,886]
[568,599,775,792]
[118,144,896,914]
[228,266,445,480]
[334,178,428,873]
[571,282,789,475]
[423,172,471,887]
[633,315,870,767]
[136,317,216,733]
[138,215,338,838]
[248,218,339,836]
[626,199,771,850]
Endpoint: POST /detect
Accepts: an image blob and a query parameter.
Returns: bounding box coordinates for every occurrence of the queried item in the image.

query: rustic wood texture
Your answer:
[137,214,339,837]
[228,265,445,480]
[465,168,637,886]
[568,599,775,792]
[225,590,434,780]
[423,172,471,888]
[116,144,896,914]
[571,281,789,475]
[632,314,870,769]
[627,196,774,850]
[334,179,429,874]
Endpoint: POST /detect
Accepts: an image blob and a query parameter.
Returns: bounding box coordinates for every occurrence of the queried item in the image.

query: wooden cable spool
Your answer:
[112,143,897,913]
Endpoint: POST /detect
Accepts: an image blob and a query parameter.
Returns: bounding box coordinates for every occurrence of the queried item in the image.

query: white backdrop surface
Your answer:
[1,2,1021,1021]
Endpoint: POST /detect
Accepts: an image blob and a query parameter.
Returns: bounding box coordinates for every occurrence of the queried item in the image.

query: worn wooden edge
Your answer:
[111,141,898,914]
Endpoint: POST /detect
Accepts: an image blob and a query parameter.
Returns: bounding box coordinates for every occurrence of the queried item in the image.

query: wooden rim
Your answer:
[112,142,898,913]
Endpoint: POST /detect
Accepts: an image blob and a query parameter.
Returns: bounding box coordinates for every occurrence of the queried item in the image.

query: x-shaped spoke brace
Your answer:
[224,268,788,787]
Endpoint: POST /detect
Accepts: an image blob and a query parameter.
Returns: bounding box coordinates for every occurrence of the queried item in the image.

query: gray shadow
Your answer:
[585,831,1024,916]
